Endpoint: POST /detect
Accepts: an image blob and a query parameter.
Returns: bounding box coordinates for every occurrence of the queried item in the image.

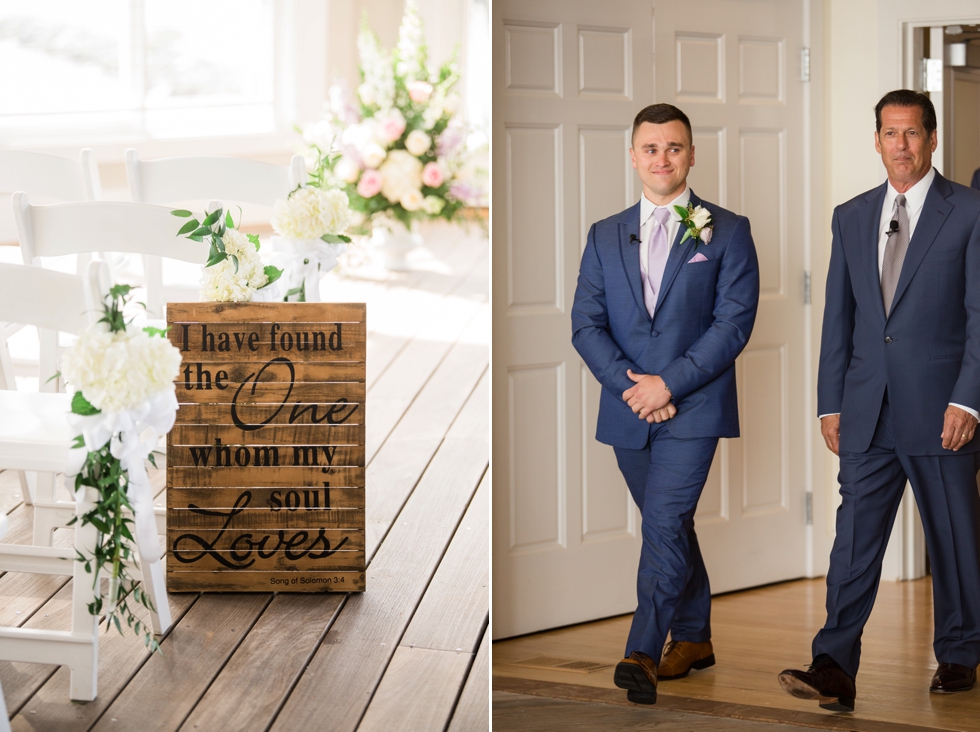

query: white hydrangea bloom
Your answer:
[200,228,270,303]
[380,150,424,204]
[61,326,181,414]
[271,187,353,239]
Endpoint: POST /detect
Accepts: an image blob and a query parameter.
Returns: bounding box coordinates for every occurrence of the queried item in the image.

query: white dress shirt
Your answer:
[639,187,690,283]
[821,167,979,422]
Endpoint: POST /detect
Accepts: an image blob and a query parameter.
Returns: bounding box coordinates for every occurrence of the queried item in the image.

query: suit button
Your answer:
[885,336,893,343]
[651,330,660,337]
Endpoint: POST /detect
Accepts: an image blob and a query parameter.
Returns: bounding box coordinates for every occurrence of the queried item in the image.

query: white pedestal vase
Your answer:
[268,236,347,302]
[370,221,422,272]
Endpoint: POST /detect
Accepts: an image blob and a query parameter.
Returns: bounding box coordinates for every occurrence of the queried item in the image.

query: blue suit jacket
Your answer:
[817,171,980,455]
[571,192,760,449]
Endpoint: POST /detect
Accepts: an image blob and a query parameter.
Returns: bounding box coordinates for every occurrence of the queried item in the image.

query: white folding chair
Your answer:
[0,150,103,506]
[0,261,171,701]
[125,149,306,316]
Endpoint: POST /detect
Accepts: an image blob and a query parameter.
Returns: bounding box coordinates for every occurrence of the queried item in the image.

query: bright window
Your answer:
[0,0,276,144]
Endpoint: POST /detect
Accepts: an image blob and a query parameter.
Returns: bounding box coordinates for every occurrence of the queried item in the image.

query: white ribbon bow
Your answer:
[65,389,178,576]
[269,236,347,302]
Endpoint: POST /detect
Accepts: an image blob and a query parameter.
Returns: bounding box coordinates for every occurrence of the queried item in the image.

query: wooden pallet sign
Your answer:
[165,302,366,592]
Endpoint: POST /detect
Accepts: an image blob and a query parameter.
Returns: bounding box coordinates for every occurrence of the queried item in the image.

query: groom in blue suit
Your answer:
[779,90,980,712]
[572,103,760,704]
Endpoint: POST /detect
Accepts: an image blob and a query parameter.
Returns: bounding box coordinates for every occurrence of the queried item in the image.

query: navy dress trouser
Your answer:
[813,396,980,680]
[614,421,719,659]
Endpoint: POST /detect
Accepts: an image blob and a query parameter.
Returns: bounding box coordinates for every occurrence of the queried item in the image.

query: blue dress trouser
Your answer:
[614,421,719,659]
[813,395,980,680]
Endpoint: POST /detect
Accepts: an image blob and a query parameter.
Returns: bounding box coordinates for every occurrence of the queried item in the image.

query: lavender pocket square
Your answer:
[687,252,708,263]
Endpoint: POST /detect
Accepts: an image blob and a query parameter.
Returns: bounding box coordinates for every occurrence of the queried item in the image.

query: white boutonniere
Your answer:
[673,203,713,249]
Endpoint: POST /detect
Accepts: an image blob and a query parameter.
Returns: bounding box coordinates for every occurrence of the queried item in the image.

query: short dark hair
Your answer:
[631,104,692,146]
[874,89,937,135]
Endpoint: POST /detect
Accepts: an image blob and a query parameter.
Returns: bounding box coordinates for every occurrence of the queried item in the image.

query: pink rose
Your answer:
[379,112,406,142]
[699,227,713,244]
[408,80,433,104]
[357,169,384,198]
[421,162,445,188]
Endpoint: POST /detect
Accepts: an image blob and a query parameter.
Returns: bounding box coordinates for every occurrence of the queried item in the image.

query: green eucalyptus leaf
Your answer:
[170,209,193,217]
[225,210,234,229]
[214,235,225,253]
[206,251,229,268]
[176,219,200,236]
[320,233,352,244]
[191,226,211,238]
[202,208,222,227]
[230,254,240,274]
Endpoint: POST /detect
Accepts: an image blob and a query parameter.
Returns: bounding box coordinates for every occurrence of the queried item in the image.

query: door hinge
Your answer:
[800,48,810,82]
[803,270,811,304]
[805,492,813,525]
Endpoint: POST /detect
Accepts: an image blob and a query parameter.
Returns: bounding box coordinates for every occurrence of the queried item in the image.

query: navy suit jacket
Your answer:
[817,171,980,455]
[971,167,980,191]
[571,192,760,449]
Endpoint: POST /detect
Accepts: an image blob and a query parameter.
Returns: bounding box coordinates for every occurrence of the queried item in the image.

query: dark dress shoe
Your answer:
[930,663,977,693]
[614,650,658,704]
[777,654,856,712]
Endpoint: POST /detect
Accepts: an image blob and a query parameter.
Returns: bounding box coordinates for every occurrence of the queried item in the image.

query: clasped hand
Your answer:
[622,369,675,423]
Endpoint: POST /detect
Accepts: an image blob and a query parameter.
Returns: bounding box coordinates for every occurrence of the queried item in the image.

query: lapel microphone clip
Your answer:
[629,233,640,245]
[887,219,899,236]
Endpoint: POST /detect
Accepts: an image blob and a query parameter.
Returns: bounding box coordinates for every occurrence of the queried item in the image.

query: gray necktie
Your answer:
[881,194,909,316]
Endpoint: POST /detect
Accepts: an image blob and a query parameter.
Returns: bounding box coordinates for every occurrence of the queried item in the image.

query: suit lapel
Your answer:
[617,203,647,319]
[654,191,699,311]
[887,174,954,317]
[860,184,887,325]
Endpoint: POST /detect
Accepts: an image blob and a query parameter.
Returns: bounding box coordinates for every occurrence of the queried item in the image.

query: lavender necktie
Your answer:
[643,207,672,317]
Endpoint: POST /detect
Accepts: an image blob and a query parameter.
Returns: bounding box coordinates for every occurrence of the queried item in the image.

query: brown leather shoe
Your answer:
[659,640,716,680]
[614,651,658,704]
[777,654,856,712]
[930,663,977,693]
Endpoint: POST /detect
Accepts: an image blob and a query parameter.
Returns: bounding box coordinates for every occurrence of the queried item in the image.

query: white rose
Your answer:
[335,156,361,184]
[690,206,711,229]
[400,188,424,211]
[361,143,387,169]
[405,129,431,157]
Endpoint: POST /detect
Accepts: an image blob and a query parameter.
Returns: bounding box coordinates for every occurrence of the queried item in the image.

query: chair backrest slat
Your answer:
[0,261,103,334]
[0,149,101,202]
[126,151,305,206]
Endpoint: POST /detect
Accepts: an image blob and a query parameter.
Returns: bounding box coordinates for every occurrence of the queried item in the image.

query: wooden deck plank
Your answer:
[448,626,490,732]
[358,647,474,732]
[400,469,488,653]
[88,593,271,732]
[365,306,488,556]
[358,477,488,730]
[8,594,198,731]
[268,373,488,732]
[178,594,345,732]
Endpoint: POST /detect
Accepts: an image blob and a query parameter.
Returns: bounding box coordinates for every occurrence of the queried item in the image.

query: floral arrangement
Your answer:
[62,284,182,651]
[301,0,483,232]
[171,207,283,302]
[269,185,353,302]
[674,203,714,248]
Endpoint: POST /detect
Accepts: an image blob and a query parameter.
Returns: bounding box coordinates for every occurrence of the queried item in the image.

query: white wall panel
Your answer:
[504,21,561,95]
[578,27,631,98]
[506,124,563,312]
[738,37,784,104]
[676,33,724,103]
[740,346,787,515]
[688,127,725,206]
[509,363,566,553]
[579,126,633,248]
[739,130,785,296]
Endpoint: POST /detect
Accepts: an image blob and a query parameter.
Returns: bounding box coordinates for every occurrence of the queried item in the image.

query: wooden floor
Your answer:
[0,221,489,732]
[494,577,980,732]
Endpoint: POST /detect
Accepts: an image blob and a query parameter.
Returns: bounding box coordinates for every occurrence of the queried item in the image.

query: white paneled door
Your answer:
[493,0,810,639]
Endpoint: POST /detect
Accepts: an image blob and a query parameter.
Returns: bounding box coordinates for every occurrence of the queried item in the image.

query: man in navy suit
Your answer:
[779,90,980,712]
[571,103,760,705]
